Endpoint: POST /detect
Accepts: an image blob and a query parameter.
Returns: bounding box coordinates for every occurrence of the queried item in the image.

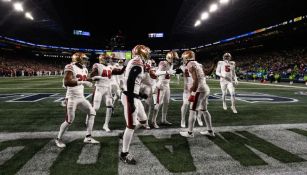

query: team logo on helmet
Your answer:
[181,50,195,64]
[132,45,151,60]
[72,52,89,65]
[166,51,179,64]
[98,53,109,65]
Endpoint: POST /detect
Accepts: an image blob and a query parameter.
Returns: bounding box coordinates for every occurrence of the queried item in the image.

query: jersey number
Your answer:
[102,70,112,79]
[76,74,87,81]
[225,65,231,72]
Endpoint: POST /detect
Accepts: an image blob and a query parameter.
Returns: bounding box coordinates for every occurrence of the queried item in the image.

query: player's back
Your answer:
[187,61,207,92]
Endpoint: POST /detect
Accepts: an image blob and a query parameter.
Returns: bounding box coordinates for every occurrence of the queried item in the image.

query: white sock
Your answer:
[188,110,196,132]
[202,111,213,131]
[231,95,236,107]
[57,121,70,139]
[181,104,188,123]
[152,104,160,123]
[162,103,169,122]
[104,107,112,126]
[122,127,134,153]
[86,115,95,136]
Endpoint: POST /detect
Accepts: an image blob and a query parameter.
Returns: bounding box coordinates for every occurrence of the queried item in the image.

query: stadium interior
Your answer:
[0,0,307,174]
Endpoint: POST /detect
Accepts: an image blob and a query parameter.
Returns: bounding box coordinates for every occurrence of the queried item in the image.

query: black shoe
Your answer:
[120,152,136,165]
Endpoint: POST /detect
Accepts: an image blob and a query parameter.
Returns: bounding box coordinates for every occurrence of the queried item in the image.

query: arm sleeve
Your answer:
[215,62,222,77]
[127,66,142,95]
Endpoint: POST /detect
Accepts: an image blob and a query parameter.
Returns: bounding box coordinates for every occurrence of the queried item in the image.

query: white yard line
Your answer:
[0,123,307,141]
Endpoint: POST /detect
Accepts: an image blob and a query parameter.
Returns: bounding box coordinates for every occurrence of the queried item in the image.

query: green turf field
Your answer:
[0,76,306,132]
[1,76,307,175]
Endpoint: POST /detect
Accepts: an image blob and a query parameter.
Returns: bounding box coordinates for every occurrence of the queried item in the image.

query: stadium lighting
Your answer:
[194,20,201,27]
[25,12,34,20]
[201,12,209,20]
[220,0,229,4]
[2,0,12,2]
[209,3,218,13]
[13,2,24,12]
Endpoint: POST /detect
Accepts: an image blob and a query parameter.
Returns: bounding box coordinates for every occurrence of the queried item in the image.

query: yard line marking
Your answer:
[0,146,24,166]
[77,144,100,165]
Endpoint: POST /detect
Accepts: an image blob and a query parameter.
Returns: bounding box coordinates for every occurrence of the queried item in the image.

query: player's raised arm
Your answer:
[215,61,222,77]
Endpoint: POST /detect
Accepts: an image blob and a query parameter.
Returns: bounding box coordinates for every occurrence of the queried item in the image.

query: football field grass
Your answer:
[1,76,307,175]
[0,76,306,132]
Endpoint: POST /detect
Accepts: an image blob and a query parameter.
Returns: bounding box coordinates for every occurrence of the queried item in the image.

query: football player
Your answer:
[151,51,177,128]
[179,51,215,138]
[55,52,99,148]
[216,53,239,113]
[86,53,126,132]
[108,53,121,104]
[141,59,158,129]
[120,45,151,164]
[180,58,215,128]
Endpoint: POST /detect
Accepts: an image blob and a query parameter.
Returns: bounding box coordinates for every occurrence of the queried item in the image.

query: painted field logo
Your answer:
[1,126,307,175]
[214,92,298,103]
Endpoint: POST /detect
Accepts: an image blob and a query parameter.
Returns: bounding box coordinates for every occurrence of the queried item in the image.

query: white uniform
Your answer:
[92,63,113,110]
[185,61,213,133]
[152,60,173,126]
[180,65,193,105]
[121,57,147,128]
[216,60,238,112]
[64,63,96,124]
[140,61,157,121]
[216,60,236,93]
[109,63,121,99]
[57,63,96,142]
[180,64,193,128]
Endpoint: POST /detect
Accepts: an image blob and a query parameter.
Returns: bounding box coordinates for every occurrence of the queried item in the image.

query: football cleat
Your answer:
[200,130,215,137]
[55,138,66,148]
[231,106,238,114]
[84,137,99,144]
[180,131,194,138]
[120,152,136,165]
[103,124,111,132]
[152,122,160,129]
[223,102,227,110]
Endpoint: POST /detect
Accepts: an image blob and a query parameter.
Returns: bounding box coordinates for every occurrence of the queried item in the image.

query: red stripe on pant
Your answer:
[65,98,70,123]
[157,88,160,104]
[192,92,200,111]
[126,96,133,128]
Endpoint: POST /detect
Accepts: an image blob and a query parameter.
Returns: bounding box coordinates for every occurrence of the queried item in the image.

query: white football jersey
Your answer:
[186,61,207,92]
[157,60,173,86]
[64,63,88,98]
[216,60,236,82]
[180,65,193,92]
[123,57,144,95]
[92,63,113,87]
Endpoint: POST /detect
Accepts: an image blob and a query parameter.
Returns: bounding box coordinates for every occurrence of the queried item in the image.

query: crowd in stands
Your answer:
[233,48,307,82]
[0,55,67,77]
